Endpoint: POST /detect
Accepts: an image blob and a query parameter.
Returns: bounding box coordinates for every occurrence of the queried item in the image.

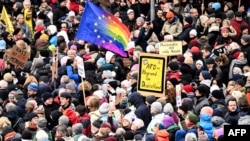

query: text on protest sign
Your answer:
[138,53,167,97]
[159,41,182,56]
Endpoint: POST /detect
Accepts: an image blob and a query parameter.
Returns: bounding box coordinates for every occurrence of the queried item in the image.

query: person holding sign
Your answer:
[66,58,80,87]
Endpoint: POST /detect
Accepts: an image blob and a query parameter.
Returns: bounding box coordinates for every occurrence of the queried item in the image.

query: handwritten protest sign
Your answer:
[138,53,167,97]
[159,41,182,56]
[176,84,182,107]
[4,42,30,69]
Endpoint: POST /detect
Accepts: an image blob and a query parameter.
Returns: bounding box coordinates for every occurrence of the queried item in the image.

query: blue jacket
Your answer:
[66,66,80,86]
[199,114,214,141]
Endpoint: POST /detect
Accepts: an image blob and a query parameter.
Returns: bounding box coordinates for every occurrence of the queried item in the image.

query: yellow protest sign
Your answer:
[138,53,167,97]
[159,41,182,56]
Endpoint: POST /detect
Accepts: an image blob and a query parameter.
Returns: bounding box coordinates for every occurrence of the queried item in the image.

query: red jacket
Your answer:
[230,19,249,41]
[69,0,79,14]
[78,114,91,137]
[63,108,78,125]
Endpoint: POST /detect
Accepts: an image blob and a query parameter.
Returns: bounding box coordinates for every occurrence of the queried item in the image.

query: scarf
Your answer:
[4,131,16,141]
[187,122,195,127]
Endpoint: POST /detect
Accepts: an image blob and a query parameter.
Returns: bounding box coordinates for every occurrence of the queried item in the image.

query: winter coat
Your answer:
[161,17,183,37]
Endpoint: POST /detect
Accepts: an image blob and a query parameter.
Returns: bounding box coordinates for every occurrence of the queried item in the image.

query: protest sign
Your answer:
[176,84,182,107]
[138,53,167,97]
[159,41,182,56]
[4,42,30,69]
[77,58,86,78]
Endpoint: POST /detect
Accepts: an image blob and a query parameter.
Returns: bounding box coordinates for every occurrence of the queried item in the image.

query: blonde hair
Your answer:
[0,117,11,129]
[24,75,38,86]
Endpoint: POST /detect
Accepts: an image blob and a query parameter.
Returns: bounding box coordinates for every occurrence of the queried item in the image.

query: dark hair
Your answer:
[226,97,237,106]
[75,105,87,116]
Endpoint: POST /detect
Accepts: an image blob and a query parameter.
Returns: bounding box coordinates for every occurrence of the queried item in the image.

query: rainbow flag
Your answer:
[75,1,130,57]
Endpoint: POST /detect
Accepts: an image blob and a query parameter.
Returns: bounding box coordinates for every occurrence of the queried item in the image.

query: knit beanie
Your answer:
[201,71,212,80]
[188,113,199,124]
[28,82,38,91]
[42,92,53,102]
[211,90,224,99]
[162,115,175,129]
[200,106,213,117]
[99,102,110,114]
[185,16,193,25]
[168,78,179,87]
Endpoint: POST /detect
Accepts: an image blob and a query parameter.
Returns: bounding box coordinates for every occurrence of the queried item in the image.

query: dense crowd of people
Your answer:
[0,0,249,141]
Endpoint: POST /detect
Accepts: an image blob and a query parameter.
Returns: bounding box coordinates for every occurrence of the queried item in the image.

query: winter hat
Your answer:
[105,51,115,64]
[185,16,193,25]
[28,82,38,91]
[212,108,224,118]
[163,103,174,114]
[123,111,137,123]
[185,132,197,141]
[211,116,225,128]
[38,117,47,129]
[131,64,139,72]
[101,121,112,129]
[102,70,116,79]
[201,71,212,80]
[59,115,69,126]
[3,73,13,82]
[190,39,199,47]
[13,89,24,100]
[233,51,241,59]
[163,115,175,129]
[211,90,224,99]
[225,2,233,9]
[166,11,174,19]
[177,55,185,63]
[67,11,75,17]
[136,17,145,23]
[151,102,162,113]
[190,46,200,54]
[65,82,76,93]
[175,130,186,141]
[127,9,134,14]
[36,25,45,32]
[28,113,38,121]
[182,98,194,111]
[210,85,220,93]
[212,2,221,10]
[183,84,194,93]
[6,103,16,112]
[168,61,179,71]
[93,90,104,99]
[146,45,155,53]
[132,118,144,129]
[195,60,203,67]
[200,106,213,117]
[146,95,156,105]
[188,113,199,124]
[221,27,229,34]
[241,35,250,43]
[42,92,53,102]
[189,29,197,37]
[99,102,110,114]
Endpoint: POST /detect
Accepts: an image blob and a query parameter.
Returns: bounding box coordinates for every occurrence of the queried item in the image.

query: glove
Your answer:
[178,113,185,121]
[66,59,73,66]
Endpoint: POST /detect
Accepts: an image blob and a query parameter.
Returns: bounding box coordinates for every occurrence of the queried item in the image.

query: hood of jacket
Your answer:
[128,92,144,108]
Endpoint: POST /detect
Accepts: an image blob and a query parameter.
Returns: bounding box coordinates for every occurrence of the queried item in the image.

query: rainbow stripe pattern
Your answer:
[76,1,130,57]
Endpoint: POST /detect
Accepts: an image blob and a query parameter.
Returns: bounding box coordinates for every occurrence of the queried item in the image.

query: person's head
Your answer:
[60,22,69,32]
[72,123,83,135]
[27,82,38,97]
[129,72,138,85]
[86,96,100,112]
[235,12,243,22]
[190,8,198,18]
[16,14,24,24]
[238,96,249,112]
[241,35,250,46]
[220,27,229,38]
[75,104,88,116]
[42,92,53,105]
[131,118,144,131]
[59,0,67,7]
[23,0,31,9]
[13,28,23,40]
[91,119,102,134]
[136,17,144,27]
[166,11,175,22]
[226,97,238,112]
[156,9,163,18]
[127,9,134,20]
[150,102,162,115]
[56,124,68,138]
[59,92,72,107]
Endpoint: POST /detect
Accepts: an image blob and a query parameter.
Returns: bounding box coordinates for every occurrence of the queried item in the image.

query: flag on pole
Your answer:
[0,6,14,34]
[75,1,130,57]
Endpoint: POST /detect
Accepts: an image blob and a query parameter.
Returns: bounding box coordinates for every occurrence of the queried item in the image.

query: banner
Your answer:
[138,53,167,97]
[159,41,182,56]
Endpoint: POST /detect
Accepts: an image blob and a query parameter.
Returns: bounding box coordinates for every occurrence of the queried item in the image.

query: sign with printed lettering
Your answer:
[4,41,30,69]
[159,41,182,56]
[138,53,167,97]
